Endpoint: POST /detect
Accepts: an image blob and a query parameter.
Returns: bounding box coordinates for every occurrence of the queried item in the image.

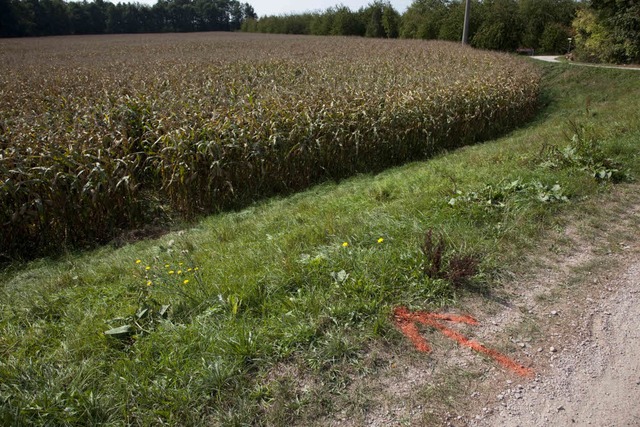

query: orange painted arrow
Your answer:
[394,306,534,377]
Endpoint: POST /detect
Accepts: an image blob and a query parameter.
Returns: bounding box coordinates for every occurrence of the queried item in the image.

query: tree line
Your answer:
[242,0,639,63]
[0,0,257,37]
[241,0,577,53]
[1,0,637,63]
[242,2,403,39]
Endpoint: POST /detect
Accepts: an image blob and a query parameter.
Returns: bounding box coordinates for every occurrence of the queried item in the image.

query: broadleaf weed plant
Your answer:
[447,178,570,231]
[539,120,632,183]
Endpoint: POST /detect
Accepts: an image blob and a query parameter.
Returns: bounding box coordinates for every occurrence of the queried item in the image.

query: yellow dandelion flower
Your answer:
[168,270,174,275]
[146,280,153,286]
[342,242,349,247]
[183,279,189,285]
[177,270,182,275]
[164,264,170,268]
[194,267,199,271]
[179,262,184,266]
[135,259,142,264]
[145,266,151,271]
[377,238,384,244]
[187,268,193,272]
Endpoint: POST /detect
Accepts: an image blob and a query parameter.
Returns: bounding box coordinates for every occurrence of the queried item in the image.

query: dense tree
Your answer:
[360,1,399,38]
[381,1,401,37]
[364,2,386,37]
[69,1,91,34]
[0,0,256,37]
[308,10,334,35]
[398,0,577,52]
[399,0,448,39]
[0,0,18,36]
[239,0,601,56]
[330,5,363,35]
[519,0,575,50]
[472,0,523,50]
[573,0,640,63]
[244,2,402,38]
[539,21,572,53]
[436,0,469,41]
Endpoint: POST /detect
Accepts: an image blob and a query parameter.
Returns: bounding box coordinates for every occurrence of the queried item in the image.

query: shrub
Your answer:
[540,22,572,54]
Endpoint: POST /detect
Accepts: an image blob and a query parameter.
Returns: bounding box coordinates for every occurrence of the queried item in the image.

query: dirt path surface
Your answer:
[531,55,640,71]
[532,55,564,63]
[469,259,640,426]
[463,184,640,427]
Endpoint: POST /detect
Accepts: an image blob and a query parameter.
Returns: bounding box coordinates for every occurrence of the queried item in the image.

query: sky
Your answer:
[247,1,414,17]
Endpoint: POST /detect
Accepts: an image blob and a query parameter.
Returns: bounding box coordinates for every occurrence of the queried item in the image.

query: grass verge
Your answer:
[1,61,639,426]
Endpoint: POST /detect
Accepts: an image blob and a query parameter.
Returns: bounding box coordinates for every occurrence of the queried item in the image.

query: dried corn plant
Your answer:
[0,33,540,258]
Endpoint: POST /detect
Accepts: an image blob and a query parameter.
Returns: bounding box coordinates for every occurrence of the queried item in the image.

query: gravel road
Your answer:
[470,259,640,426]
[531,55,640,71]
[465,186,640,427]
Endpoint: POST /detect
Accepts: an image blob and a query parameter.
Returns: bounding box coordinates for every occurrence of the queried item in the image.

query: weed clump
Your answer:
[540,121,632,183]
[421,229,479,288]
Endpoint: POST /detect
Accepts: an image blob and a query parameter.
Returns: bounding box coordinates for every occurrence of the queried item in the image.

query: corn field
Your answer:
[0,33,540,259]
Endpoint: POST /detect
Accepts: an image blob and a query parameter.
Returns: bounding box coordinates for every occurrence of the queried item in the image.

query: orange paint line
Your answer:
[396,316,432,352]
[422,316,534,377]
[394,306,478,325]
[394,306,534,378]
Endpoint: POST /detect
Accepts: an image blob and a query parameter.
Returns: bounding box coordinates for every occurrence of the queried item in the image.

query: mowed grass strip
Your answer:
[1,59,639,425]
[0,33,539,259]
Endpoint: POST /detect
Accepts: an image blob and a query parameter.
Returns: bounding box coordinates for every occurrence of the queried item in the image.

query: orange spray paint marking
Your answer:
[394,306,534,378]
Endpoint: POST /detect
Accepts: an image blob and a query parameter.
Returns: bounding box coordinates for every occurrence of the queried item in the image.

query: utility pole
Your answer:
[462,0,471,45]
